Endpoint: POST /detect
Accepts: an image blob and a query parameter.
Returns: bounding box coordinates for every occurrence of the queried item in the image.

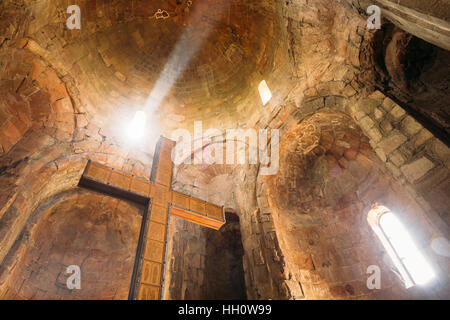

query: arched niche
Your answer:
[0,189,142,300]
[163,211,246,300]
[171,135,244,209]
[264,109,444,299]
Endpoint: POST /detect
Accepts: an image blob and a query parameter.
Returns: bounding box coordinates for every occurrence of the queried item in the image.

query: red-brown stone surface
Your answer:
[0,0,448,300]
[0,191,141,300]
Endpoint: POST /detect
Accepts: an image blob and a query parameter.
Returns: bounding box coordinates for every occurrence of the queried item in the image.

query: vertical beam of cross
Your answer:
[132,137,174,300]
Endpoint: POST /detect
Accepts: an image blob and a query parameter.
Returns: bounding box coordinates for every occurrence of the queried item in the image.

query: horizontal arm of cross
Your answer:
[78,160,226,230]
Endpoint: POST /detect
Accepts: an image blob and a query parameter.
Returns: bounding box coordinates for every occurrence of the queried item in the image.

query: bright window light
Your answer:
[126,110,147,142]
[258,80,272,106]
[369,206,436,288]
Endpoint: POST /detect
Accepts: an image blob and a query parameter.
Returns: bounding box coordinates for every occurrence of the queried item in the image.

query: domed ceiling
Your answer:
[23,0,279,137]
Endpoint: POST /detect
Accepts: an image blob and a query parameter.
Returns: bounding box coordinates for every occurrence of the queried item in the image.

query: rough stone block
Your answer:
[354,111,366,121]
[284,279,305,299]
[367,90,385,100]
[400,157,435,183]
[413,129,433,148]
[367,127,382,143]
[386,162,402,177]
[389,150,406,167]
[359,116,375,131]
[382,97,396,112]
[374,148,387,162]
[344,148,358,161]
[360,98,379,114]
[390,105,406,120]
[430,139,450,164]
[379,119,393,134]
[378,131,407,156]
[302,98,324,113]
[402,116,422,136]
[374,108,385,120]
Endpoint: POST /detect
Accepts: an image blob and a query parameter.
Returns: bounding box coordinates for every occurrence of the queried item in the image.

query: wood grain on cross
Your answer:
[78,137,226,300]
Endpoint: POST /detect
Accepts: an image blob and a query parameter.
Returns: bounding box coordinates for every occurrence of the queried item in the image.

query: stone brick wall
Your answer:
[0,0,366,139]
[203,213,246,299]
[163,217,208,300]
[0,50,74,155]
[356,22,450,143]
[246,97,448,298]
[0,50,32,154]
[163,213,246,300]
[251,108,449,299]
[167,90,450,300]
[165,2,449,294]
[171,142,295,300]
[0,190,142,299]
[351,91,450,233]
[232,166,295,300]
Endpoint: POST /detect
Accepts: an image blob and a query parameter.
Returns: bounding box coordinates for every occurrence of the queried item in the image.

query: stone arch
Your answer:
[172,134,263,211]
[0,142,153,268]
[258,109,447,299]
[0,188,142,299]
[0,153,87,266]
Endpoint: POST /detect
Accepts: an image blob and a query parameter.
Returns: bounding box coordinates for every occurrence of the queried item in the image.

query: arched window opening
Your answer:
[258,80,272,106]
[368,205,436,288]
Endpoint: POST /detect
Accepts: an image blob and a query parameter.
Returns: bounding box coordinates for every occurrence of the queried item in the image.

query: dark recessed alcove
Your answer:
[362,23,450,145]
[204,212,247,300]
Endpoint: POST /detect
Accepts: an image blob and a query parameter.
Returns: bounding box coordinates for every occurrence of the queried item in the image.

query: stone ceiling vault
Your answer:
[18,0,279,136]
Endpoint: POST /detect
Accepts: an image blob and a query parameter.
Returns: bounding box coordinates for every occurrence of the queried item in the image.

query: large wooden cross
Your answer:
[78,136,226,300]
